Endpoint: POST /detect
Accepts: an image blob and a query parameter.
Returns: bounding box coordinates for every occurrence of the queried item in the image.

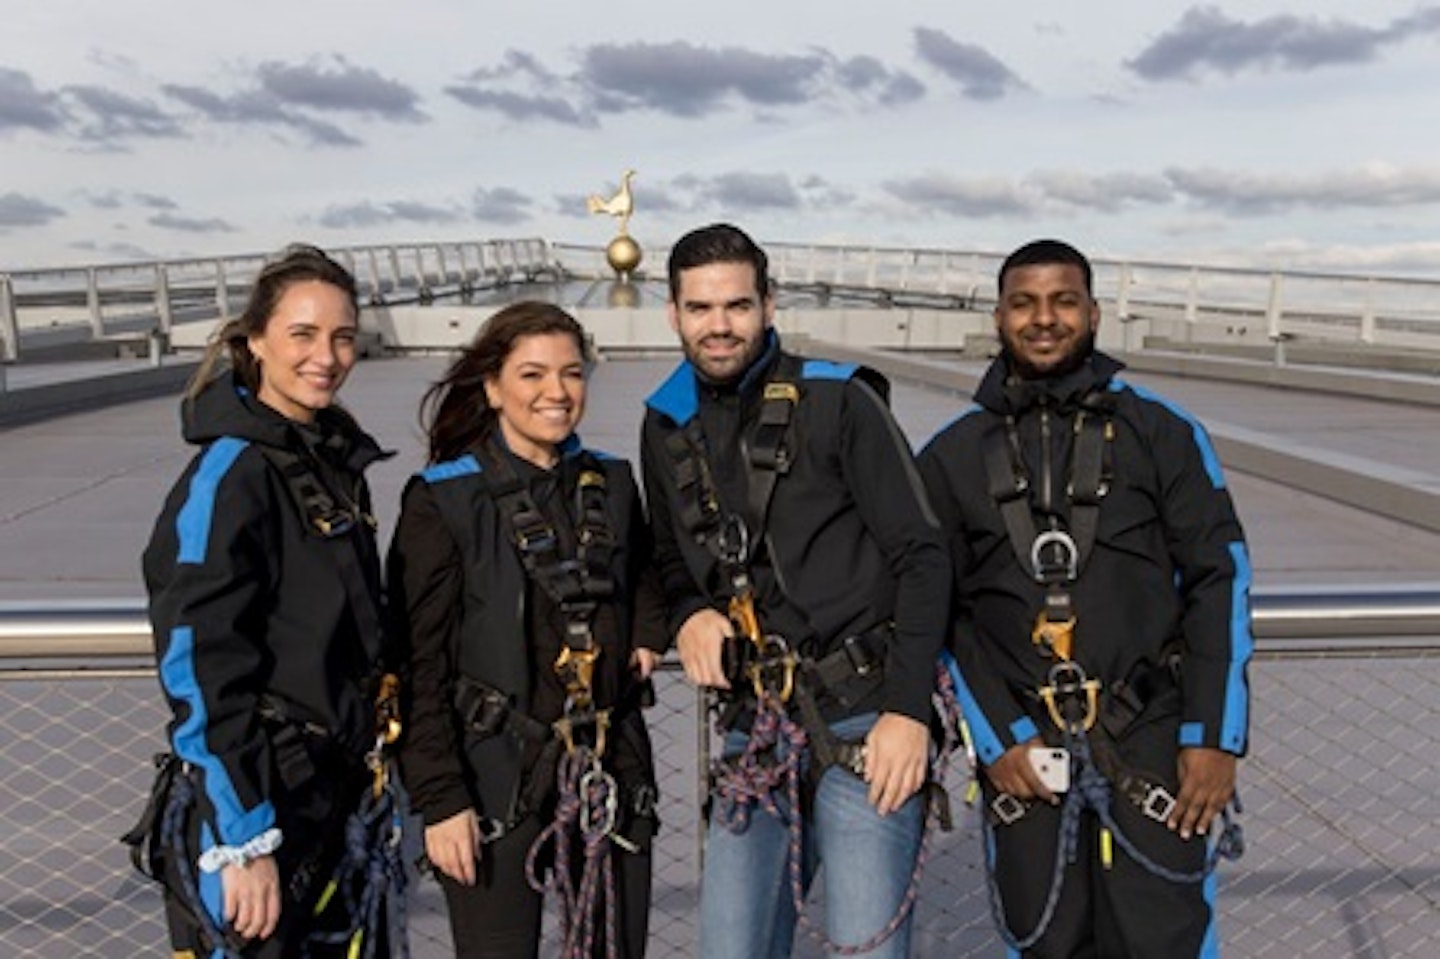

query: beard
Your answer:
[683,330,768,384]
[1002,325,1096,381]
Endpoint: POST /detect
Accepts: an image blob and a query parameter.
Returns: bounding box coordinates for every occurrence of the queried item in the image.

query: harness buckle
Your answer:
[1030,529,1079,583]
[1139,785,1177,823]
[554,707,611,758]
[555,645,600,706]
[991,792,1028,826]
[1031,613,1076,662]
[1039,660,1100,734]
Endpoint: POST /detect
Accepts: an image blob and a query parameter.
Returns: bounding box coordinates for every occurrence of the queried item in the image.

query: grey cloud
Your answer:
[834,56,927,106]
[148,211,237,234]
[316,200,463,229]
[163,83,362,147]
[65,85,184,140]
[583,41,827,117]
[687,172,804,211]
[913,28,1027,100]
[452,41,926,126]
[1127,5,1440,80]
[133,192,179,210]
[257,57,427,122]
[445,87,594,127]
[0,192,65,227]
[71,238,154,261]
[883,173,1035,217]
[0,67,67,132]
[1165,165,1440,214]
[472,187,533,225]
[1030,171,1174,211]
[79,190,178,210]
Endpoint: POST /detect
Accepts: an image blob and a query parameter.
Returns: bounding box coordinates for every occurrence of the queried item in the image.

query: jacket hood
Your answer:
[974,350,1126,416]
[181,372,390,472]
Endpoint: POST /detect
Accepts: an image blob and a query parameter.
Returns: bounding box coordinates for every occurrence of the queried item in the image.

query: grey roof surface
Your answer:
[3,349,1440,601]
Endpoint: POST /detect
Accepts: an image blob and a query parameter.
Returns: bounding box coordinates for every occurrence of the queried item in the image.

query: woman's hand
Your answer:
[222,855,281,942]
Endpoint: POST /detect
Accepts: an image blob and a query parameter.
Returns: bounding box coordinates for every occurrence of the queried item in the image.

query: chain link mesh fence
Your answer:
[0,651,1436,957]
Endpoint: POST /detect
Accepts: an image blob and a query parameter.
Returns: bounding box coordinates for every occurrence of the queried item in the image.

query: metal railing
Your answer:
[0,239,560,363]
[0,588,1437,956]
[7,239,1437,367]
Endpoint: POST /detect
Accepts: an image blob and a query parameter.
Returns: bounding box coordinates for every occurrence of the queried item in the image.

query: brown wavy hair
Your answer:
[421,301,591,464]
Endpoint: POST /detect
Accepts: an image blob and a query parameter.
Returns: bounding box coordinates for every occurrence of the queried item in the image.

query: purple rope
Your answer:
[525,748,621,959]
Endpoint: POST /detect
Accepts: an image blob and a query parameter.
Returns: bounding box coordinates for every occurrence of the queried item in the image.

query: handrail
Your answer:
[1,586,1436,660]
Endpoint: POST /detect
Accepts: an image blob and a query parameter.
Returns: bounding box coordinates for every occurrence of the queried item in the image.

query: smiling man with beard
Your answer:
[917,239,1252,957]
[640,223,950,958]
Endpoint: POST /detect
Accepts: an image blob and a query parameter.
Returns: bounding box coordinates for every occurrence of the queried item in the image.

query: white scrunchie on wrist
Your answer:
[197,828,284,874]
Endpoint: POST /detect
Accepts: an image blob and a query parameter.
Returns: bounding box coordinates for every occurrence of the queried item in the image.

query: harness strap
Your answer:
[258,445,388,672]
[476,438,616,720]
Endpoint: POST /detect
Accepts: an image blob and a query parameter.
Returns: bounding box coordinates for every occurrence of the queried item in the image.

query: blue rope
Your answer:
[983,730,1244,952]
[303,779,410,959]
[160,771,246,958]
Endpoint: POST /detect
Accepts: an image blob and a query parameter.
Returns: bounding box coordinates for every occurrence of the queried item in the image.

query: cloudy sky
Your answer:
[4,0,1439,275]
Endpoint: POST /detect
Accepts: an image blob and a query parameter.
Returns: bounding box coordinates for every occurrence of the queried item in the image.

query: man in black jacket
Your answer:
[917,238,1251,957]
[641,223,951,957]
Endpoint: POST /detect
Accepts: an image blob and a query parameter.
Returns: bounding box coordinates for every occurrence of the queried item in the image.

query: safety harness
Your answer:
[664,356,953,954]
[452,439,648,959]
[976,387,1244,952]
[122,440,407,959]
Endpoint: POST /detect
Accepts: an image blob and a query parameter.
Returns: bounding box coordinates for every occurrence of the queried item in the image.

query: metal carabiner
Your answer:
[1030,529,1079,583]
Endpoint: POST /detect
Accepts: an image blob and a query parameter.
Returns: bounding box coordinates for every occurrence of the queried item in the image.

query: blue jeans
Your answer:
[700,712,925,959]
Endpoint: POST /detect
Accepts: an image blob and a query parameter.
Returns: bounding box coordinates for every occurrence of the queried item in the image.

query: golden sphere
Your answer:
[606,235,643,276]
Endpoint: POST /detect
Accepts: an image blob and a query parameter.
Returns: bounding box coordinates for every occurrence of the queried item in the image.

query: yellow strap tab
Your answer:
[1100,827,1114,870]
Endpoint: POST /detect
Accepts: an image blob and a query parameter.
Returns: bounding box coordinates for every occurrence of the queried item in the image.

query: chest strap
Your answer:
[981,392,1114,667]
[258,443,389,691]
[477,438,617,752]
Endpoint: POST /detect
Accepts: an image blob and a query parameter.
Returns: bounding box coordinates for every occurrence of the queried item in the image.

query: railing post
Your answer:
[86,268,105,337]
[154,264,174,333]
[434,244,449,286]
[1360,277,1377,344]
[387,247,403,293]
[0,273,17,365]
[214,259,230,320]
[1185,267,1200,326]
[366,249,384,303]
[1266,272,1287,366]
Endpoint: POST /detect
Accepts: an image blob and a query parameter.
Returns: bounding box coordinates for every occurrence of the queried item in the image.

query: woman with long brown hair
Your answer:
[389,301,662,957]
[137,244,401,957]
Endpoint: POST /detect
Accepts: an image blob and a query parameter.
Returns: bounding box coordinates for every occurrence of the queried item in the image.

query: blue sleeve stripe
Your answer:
[176,437,248,565]
[421,453,481,484]
[1111,379,1226,489]
[1010,716,1039,745]
[160,625,276,845]
[1179,721,1205,746]
[1222,540,1255,753]
[941,650,1006,764]
[801,359,858,381]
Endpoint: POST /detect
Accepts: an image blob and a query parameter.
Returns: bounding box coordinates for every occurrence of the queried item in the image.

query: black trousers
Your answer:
[437,811,654,959]
[987,710,1216,959]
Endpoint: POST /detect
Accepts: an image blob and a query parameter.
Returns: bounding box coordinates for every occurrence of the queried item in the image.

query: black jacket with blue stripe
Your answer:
[142,374,389,854]
[640,334,951,724]
[916,351,1253,766]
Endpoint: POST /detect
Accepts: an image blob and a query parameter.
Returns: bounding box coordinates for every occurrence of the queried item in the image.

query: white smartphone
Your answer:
[1028,746,1071,793]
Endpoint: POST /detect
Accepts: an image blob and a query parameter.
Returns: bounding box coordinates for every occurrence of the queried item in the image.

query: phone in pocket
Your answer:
[1028,746,1071,793]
